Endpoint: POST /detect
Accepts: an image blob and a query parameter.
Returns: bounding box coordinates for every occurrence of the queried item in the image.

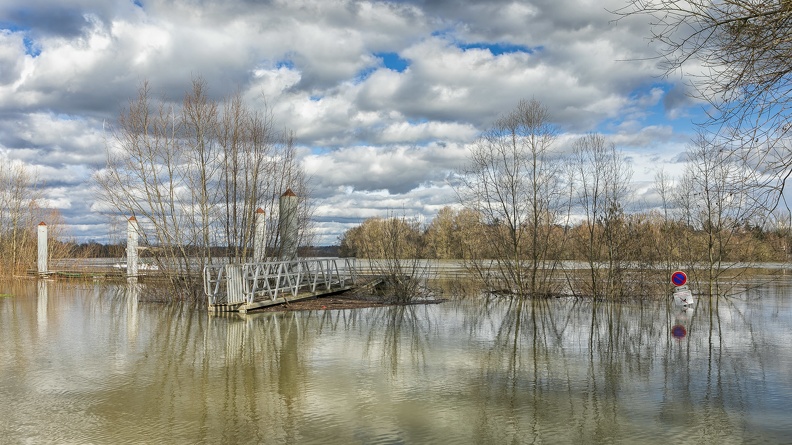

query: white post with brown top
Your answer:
[254,207,266,263]
[279,189,299,261]
[127,216,139,278]
[37,222,47,275]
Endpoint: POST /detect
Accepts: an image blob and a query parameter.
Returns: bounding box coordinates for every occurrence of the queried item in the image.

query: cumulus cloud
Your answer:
[303,142,467,196]
[0,0,703,243]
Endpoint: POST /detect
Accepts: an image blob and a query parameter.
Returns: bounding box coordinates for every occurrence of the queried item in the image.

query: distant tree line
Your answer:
[340,207,790,297]
[339,206,792,264]
[60,241,337,259]
[58,241,124,258]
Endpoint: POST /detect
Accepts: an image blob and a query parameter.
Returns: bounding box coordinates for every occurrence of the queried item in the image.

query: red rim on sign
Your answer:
[671,271,687,287]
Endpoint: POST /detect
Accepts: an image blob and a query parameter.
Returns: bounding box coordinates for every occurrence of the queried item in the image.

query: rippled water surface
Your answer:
[1,279,791,444]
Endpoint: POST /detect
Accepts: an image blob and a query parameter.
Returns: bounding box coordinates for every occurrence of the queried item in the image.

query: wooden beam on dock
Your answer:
[210,285,355,314]
[238,285,355,313]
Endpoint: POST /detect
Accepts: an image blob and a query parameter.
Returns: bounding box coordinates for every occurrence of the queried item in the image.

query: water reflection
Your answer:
[0,280,790,443]
[455,293,792,444]
[37,279,48,337]
[364,305,434,375]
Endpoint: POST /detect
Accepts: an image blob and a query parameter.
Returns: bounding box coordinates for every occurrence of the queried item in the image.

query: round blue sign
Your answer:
[671,271,687,286]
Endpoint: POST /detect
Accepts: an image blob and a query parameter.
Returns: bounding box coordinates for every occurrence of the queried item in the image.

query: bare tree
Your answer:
[96,81,193,288]
[617,0,792,201]
[652,168,681,272]
[568,133,633,300]
[182,78,221,263]
[368,214,432,303]
[675,132,763,298]
[424,206,459,260]
[456,98,567,298]
[768,207,792,259]
[340,214,432,302]
[95,79,310,300]
[216,93,299,260]
[0,160,44,276]
[424,206,487,260]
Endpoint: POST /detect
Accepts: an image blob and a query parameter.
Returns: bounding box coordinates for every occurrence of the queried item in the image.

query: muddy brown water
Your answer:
[1,278,791,444]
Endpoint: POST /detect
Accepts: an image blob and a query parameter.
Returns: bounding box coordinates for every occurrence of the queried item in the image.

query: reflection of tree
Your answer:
[1,280,38,377]
[3,282,787,443]
[364,305,432,376]
[659,290,785,442]
[467,296,575,442]
[459,289,781,443]
[74,304,323,443]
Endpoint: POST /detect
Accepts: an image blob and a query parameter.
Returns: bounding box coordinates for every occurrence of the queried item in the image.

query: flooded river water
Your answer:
[1,278,791,444]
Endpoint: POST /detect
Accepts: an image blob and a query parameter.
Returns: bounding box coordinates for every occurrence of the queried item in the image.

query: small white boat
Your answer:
[673,285,695,308]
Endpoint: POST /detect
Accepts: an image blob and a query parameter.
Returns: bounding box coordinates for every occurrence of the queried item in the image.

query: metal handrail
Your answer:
[204,258,357,306]
[203,264,227,305]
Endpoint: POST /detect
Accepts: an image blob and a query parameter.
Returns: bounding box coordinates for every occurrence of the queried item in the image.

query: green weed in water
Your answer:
[0,293,12,298]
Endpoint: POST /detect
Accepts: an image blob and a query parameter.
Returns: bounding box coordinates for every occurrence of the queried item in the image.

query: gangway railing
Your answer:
[204,258,357,307]
[204,264,227,305]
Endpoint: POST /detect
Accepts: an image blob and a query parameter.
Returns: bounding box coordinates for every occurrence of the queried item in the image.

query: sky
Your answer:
[0,0,706,245]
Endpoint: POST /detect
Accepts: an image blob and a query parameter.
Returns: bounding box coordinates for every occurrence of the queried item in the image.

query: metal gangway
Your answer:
[204,258,357,313]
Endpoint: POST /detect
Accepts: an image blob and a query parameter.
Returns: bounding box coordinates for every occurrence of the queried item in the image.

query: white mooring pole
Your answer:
[254,207,266,263]
[37,222,47,275]
[127,216,139,278]
[279,189,299,261]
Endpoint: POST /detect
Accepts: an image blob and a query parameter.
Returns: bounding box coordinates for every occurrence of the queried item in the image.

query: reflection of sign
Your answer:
[671,325,687,339]
[671,271,687,286]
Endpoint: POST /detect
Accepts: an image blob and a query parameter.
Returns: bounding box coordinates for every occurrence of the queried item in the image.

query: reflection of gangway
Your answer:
[204,258,357,313]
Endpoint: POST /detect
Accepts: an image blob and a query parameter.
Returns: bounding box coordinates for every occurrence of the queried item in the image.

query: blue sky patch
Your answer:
[352,52,408,83]
[133,0,144,7]
[638,83,704,133]
[0,22,29,32]
[1,23,40,57]
[429,29,536,57]
[594,82,702,135]
[353,66,377,83]
[23,36,40,57]
[375,52,409,72]
[275,59,295,70]
[459,42,534,56]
